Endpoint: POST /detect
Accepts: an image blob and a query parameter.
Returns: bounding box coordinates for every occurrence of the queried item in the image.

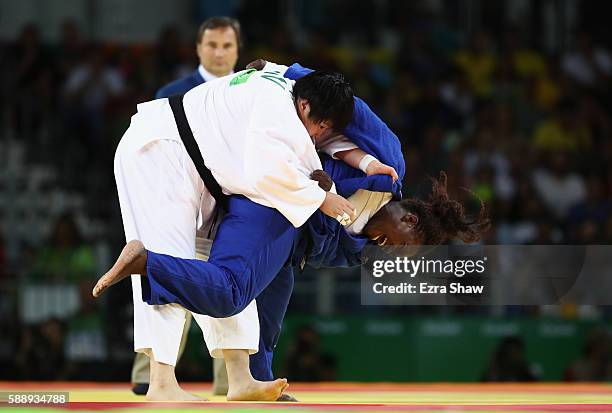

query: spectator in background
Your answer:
[562,31,612,88]
[62,47,125,165]
[409,79,457,144]
[604,215,612,244]
[567,175,611,242]
[532,98,591,153]
[247,26,295,71]
[28,213,95,283]
[454,31,496,98]
[64,279,106,371]
[398,28,441,82]
[63,48,125,116]
[496,175,557,244]
[284,325,337,382]
[470,165,496,205]
[565,328,612,381]
[463,125,515,202]
[532,152,586,221]
[15,318,67,380]
[531,63,563,112]
[572,219,600,244]
[155,26,190,85]
[7,23,54,142]
[576,94,611,152]
[55,20,86,83]
[438,66,474,123]
[500,28,547,81]
[482,336,539,382]
[0,228,6,280]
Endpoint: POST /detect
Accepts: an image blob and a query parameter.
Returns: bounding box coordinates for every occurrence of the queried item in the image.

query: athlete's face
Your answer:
[296,98,335,143]
[197,27,239,77]
[363,201,424,246]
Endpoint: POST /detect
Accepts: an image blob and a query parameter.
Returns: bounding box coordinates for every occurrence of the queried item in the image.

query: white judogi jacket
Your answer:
[124,68,328,227]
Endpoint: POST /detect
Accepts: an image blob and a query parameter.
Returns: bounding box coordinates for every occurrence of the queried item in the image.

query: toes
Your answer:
[277,393,298,402]
[92,281,105,297]
[273,379,288,398]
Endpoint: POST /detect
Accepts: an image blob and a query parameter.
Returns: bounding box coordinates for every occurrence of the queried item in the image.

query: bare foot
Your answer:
[226,378,288,401]
[145,385,206,401]
[92,240,147,298]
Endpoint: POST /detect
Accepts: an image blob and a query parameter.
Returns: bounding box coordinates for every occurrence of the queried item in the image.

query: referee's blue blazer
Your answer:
[155,69,205,99]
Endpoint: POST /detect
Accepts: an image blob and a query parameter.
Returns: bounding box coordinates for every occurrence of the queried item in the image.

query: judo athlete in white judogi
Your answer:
[109,67,372,401]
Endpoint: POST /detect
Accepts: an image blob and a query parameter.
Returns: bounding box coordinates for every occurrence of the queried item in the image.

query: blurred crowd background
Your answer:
[0,0,611,383]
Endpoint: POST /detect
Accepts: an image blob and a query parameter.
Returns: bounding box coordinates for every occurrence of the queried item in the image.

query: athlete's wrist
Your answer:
[359,154,377,173]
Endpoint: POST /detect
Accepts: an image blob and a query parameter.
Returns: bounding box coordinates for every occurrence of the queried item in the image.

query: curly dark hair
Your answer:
[402,171,491,244]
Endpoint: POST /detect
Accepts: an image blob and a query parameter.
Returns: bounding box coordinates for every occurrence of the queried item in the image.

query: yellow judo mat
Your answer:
[1,382,611,412]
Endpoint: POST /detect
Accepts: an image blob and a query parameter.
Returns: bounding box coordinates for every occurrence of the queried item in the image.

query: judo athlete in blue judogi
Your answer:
[244,63,487,386]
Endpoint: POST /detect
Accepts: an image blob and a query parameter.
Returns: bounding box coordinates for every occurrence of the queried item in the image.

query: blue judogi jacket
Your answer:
[155,69,205,99]
[283,63,406,269]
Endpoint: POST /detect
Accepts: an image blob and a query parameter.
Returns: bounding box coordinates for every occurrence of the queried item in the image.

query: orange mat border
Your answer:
[1,382,610,393]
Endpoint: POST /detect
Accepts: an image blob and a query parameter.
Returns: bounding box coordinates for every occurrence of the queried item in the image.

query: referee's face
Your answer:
[197,27,239,77]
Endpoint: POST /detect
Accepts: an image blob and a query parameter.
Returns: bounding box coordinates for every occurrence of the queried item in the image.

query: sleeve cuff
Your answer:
[359,154,377,172]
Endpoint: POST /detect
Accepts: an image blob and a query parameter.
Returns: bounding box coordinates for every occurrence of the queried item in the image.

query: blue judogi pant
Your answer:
[250,265,294,380]
[142,196,297,318]
[140,195,297,380]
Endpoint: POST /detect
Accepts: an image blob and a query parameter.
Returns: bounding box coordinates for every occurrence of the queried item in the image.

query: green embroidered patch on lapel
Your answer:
[230,69,257,86]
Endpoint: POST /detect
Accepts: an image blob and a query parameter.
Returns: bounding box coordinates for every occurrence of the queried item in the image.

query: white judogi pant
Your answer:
[114,134,259,365]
